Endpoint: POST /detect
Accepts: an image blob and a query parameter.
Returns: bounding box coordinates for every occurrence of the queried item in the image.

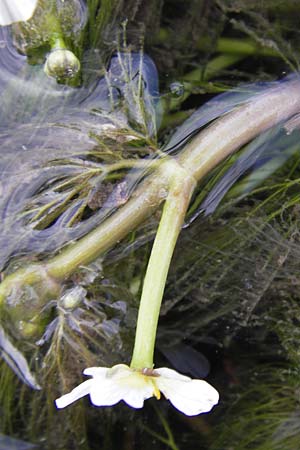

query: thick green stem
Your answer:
[130,163,196,369]
[51,36,67,50]
[179,76,300,180]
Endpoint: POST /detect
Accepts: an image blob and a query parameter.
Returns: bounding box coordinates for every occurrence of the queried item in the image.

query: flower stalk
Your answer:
[130,161,196,369]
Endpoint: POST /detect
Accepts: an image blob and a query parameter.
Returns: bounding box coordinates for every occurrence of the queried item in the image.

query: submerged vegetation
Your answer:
[1,0,300,449]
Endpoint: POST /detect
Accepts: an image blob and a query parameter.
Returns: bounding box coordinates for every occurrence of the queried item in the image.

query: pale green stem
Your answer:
[179,75,300,180]
[43,11,66,50]
[51,36,67,50]
[130,163,196,369]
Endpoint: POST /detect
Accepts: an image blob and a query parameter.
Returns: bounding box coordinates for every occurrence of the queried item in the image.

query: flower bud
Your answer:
[44,48,80,80]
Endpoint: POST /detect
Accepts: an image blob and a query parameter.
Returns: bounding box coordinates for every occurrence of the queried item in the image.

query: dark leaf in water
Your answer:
[160,342,210,378]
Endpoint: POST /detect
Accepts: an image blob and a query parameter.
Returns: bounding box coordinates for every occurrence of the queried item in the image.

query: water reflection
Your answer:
[0,26,159,271]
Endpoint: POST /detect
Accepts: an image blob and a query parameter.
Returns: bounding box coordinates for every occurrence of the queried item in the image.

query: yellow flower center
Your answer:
[150,380,161,400]
[108,365,162,400]
[141,368,161,400]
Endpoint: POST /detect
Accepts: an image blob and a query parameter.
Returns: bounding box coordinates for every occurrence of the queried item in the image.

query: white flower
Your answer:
[0,0,38,26]
[55,364,219,416]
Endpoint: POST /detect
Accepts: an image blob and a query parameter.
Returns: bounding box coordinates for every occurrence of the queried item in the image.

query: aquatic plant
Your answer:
[1,1,300,449]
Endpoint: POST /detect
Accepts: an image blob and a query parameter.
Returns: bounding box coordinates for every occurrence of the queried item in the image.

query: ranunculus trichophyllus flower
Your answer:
[55,364,219,416]
[0,0,38,26]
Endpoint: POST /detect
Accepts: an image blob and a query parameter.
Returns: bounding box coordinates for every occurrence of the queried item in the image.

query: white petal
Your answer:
[83,367,109,377]
[157,377,219,416]
[122,391,149,408]
[89,378,126,407]
[89,367,154,408]
[121,378,154,408]
[0,0,38,26]
[154,367,191,382]
[111,367,154,408]
[108,364,132,377]
[55,379,93,409]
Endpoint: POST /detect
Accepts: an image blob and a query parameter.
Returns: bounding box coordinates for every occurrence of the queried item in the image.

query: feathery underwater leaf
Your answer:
[0,47,159,270]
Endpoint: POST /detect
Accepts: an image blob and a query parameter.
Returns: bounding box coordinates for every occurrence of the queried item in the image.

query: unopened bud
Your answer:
[44,48,80,80]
